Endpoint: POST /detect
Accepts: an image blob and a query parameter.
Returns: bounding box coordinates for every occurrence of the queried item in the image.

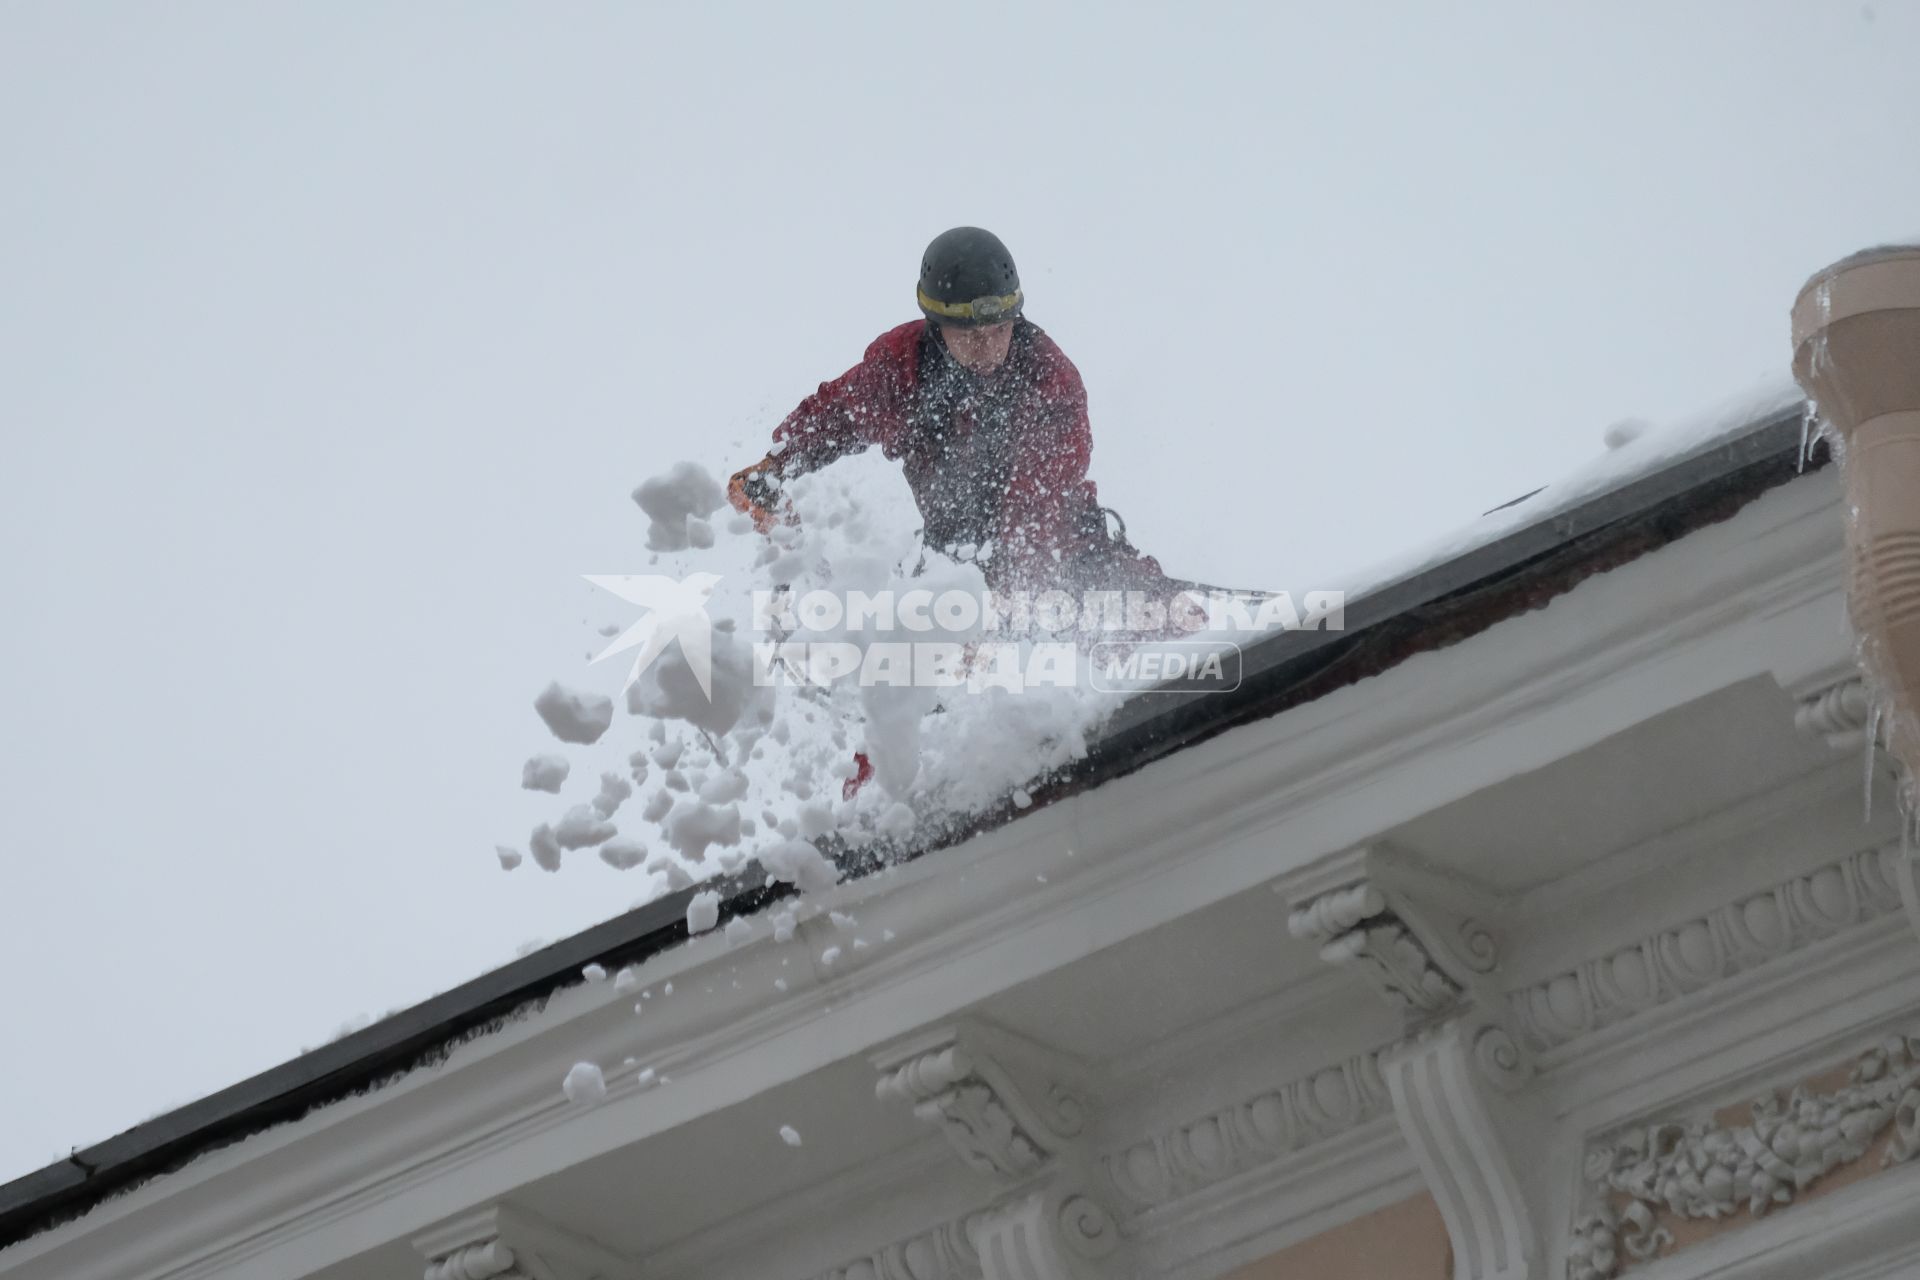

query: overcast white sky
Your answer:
[3,1,1917,1183]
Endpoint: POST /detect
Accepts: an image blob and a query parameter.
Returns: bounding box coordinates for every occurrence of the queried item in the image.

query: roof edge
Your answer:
[0,402,1827,1251]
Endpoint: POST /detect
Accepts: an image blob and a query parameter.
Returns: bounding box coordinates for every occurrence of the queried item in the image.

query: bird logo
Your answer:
[582,573,723,698]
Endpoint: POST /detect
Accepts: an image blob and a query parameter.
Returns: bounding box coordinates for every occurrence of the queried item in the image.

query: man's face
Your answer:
[940,321,1014,374]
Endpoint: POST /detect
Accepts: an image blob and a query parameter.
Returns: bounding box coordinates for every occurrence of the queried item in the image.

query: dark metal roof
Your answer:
[0,404,1825,1251]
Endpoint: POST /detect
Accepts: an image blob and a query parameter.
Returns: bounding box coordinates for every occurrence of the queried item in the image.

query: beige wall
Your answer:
[1224,1193,1450,1280]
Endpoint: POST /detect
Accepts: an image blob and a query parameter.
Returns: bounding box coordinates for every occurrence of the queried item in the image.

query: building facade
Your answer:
[4,404,1917,1280]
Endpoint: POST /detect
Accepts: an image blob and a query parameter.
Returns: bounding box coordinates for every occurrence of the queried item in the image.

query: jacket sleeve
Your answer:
[768,327,915,480]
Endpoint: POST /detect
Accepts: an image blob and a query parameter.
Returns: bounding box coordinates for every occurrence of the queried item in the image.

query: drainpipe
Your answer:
[1790,244,1920,805]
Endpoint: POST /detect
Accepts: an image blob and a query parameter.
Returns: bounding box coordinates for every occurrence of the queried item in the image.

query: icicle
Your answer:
[1811,279,1833,377]
[1803,280,1835,472]
[1864,700,1883,822]
[1801,283,1834,478]
[1898,781,1918,867]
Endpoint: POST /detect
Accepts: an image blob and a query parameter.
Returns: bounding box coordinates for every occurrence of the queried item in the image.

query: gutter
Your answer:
[0,403,1825,1251]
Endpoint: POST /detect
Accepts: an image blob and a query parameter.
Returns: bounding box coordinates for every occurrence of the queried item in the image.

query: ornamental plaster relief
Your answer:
[1566,1032,1920,1279]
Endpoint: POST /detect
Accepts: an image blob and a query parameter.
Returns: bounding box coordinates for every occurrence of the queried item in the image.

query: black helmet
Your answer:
[917,227,1022,327]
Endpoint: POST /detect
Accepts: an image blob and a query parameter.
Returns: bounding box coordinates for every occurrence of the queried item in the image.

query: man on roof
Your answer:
[728,227,1172,597]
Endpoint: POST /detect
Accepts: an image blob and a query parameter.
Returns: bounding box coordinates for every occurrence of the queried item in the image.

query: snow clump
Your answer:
[562,1062,607,1104]
[686,890,722,936]
[554,805,618,849]
[598,837,647,870]
[521,754,570,792]
[632,462,725,552]
[534,681,614,745]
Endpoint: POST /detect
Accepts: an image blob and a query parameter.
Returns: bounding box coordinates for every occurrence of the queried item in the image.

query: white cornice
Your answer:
[1551,920,1920,1134]
[3,473,1856,1280]
[1507,747,1876,935]
[769,1115,1421,1280]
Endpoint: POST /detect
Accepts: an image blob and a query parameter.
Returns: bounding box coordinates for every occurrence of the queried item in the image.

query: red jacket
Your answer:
[769,319,1161,592]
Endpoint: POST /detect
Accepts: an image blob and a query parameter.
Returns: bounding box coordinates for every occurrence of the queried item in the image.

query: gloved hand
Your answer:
[727,455,787,534]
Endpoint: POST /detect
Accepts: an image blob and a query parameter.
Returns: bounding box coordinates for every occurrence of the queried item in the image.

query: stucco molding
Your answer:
[806,1181,1121,1280]
[1385,1017,1546,1280]
[1566,1031,1920,1280]
[1285,850,1547,1278]
[1103,1046,1392,1211]
[1510,843,1904,1053]
[969,1184,1119,1280]
[872,1023,1089,1185]
[869,1023,1124,1279]
[413,1204,636,1280]
[1792,674,1879,751]
[1789,671,1920,946]
[2,477,1852,1280]
[807,1214,982,1280]
[1285,844,1504,1028]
